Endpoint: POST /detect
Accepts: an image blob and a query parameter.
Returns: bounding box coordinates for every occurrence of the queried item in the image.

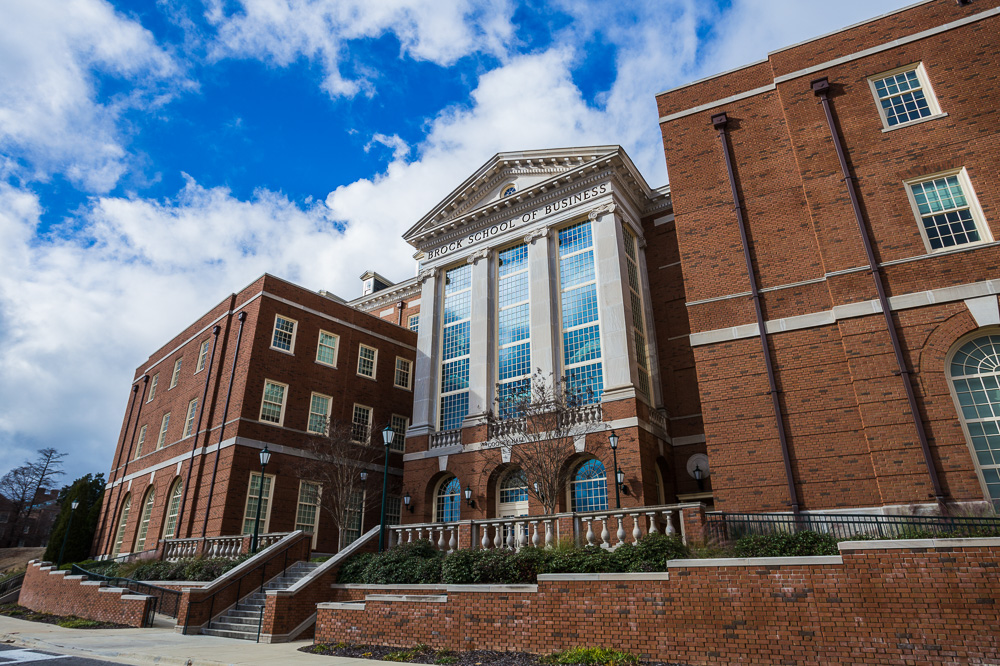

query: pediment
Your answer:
[404,146,623,244]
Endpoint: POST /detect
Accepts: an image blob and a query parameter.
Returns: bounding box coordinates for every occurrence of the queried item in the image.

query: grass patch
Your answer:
[57,617,102,628]
[542,647,639,666]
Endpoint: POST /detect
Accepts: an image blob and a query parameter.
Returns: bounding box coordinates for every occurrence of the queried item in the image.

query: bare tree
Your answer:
[296,420,399,549]
[0,448,66,547]
[482,370,607,514]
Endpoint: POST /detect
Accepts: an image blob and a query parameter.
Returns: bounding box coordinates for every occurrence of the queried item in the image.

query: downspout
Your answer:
[397,300,405,326]
[200,311,247,537]
[100,375,149,555]
[811,77,945,505]
[711,112,801,514]
[92,383,139,556]
[176,325,221,538]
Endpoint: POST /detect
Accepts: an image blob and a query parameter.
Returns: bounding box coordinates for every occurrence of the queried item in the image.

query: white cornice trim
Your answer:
[262,292,416,351]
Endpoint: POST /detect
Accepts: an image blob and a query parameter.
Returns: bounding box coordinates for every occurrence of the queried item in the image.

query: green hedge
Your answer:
[732,531,839,557]
[66,556,250,581]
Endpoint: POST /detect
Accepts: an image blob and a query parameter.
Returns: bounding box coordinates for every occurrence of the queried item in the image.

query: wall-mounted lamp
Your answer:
[464,485,475,508]
[403,492,414,513]
[694,465,704,491]
[360,470,368,482]
[616,467,630,496]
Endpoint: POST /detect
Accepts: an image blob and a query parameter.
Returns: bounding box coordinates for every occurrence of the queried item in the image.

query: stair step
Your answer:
[201,628,257,640]
[211,619,260,631]
[235,604,263,613]
[226,610,261,619]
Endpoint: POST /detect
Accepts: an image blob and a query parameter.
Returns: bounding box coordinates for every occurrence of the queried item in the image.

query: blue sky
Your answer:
[0,0,913,483]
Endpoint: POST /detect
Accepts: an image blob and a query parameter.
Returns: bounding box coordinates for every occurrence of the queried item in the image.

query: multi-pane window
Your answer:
[559,221,604,404]
[196,340,210,372]
[156,413,171,449]
[170,359,182,389]
[949,335,1000,508]
[623,229,651,399]
[570,459,609,512]
[342,490,364,546]
[385,496,402,527]
[134,425,148,459]
[394,357,412,390]
[497,243,531,413]
[357,344,378,378]
[271,315,297,353]
[407,315,419,332]
[147,374,158,402]
[906,169,989,252]
[295,481,321,538]
[351,404,373,443]
[435,476,461,523]
[242,473,273,534]
[112,494,132,556]
[869,64,939,129]
[316,331,339,367]
[389,414,408,452]
[134,489,156,552]
[308,393,332,434]
[259,380,287,425]
[162,479,183,539]
[183,398,198,437]
[440,264,471,430]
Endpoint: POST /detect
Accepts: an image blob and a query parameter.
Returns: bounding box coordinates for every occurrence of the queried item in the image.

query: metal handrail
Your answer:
[0,572,26,597]
[71,565,179,625]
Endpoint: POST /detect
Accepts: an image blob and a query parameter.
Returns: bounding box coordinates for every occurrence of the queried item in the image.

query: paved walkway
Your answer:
[0,615,388,666]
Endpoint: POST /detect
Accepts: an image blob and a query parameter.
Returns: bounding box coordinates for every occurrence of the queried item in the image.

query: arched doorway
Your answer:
[948,332,1000,507]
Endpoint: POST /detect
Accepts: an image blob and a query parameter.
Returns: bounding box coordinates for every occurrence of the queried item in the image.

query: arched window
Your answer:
[949,334,1000,507]
[162,479,183,539]
[570,459,608,512]
[498,470,528,517]
[134,488,156,551]
[435,476,461,523]
[112,494,132,557]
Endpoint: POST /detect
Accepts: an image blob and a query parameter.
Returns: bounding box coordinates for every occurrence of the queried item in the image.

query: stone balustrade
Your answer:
[429,429,462,449]
[164,538,201,562]
[204,535,243,558]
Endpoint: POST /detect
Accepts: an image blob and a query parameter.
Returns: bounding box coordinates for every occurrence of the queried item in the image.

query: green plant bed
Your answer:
[0,604,131,629]
[63,555,250,582]
[301,643,690,666]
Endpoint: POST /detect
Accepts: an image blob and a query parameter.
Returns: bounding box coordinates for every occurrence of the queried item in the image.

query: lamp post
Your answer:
[378,424,394,552]
[251,445,271,554]
[56,500,80,567]
[609,430,621,509]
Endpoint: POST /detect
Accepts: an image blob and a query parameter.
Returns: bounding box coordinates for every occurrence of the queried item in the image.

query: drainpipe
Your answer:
[99,375,149,555]
[811,77,945,505]
[711,112,801,514]
[200,311,247,537]
[397,300,405,326]
[176,325,221,538]
[93,383,139,556]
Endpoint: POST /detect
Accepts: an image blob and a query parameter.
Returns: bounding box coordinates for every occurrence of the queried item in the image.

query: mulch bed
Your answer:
[0,604,132,629]
[300,643,690,666]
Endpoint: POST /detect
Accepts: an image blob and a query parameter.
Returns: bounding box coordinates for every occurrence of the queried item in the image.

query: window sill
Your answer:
[394,384,413,391]
[316,360,338,369]
[881,112,948,132]
[357,373,377,381]
[270,346,295,356]
[258,419,285,428]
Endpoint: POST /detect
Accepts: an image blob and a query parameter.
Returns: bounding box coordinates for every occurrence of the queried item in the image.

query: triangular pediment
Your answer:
[404,146,624,245]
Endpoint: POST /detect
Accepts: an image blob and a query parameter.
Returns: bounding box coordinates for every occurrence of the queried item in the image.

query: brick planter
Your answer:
[18,561,154,628]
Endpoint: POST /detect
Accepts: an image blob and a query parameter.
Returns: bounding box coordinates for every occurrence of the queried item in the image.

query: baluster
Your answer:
[481,525,491,549]
[663,510,675,535]
[516,521,526,549]
[437,527,447,552]
[646,512,659,535]
[494,523,503,549]
[532,521,541,547]
[506,522,515,550]
[616,515,626,545]
[585,518,596,546]
[600,517,610,547]
[631,512,642,543]
[545,520,554,548]
[448,528,457,553]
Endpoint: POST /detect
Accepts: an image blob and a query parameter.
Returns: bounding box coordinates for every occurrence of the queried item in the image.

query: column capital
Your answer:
[418,267,438,284]
[523,227,549,244]
[588,202,617,221]
[466,248,492,265]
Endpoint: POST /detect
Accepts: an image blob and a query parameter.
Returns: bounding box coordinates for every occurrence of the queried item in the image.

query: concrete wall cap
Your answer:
[140,581,207,587]
[668,556,843,568]
[98,587,127,593]
[121,594,153,601]
[838,537,1000,551]
[539,573,671,582]
[318,601,366,610]
[366,594,448,603]
[80,581,106,587]
[332,583,446,590]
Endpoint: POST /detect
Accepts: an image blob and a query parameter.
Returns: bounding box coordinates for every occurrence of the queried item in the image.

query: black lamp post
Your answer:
[616,467,626,496]
[56,499,80,567]
[378,423,394,552]
[251,445,271,554]
[609,430,621,508]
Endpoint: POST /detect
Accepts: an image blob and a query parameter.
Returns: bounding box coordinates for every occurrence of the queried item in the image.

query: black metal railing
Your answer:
[706,511,1000,544]
[71,565,180,624]
[0,572,25,598]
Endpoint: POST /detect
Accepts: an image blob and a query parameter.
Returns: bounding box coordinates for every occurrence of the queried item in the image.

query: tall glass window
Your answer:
[342,490,364,546]
[623,229,651,399]
[559,221,603,403]
[134,488,156,551]
[162,479,183,539]
[950,334,1000,508]
[570,459,608,512]
[440,264,471,430]
[435,476,461,522]
[112,494,132,556]
[497,244,531,413]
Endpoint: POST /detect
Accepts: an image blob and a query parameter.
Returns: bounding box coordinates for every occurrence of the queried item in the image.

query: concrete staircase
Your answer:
[201,561,321,640]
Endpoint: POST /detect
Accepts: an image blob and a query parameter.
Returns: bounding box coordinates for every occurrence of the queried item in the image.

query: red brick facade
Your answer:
[315,539,1000,665]
[94,274,416,557]
[656,0,1000,512]
[19,560,153,627]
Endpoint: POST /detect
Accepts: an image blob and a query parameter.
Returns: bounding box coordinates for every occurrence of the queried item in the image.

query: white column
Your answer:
[410,268,440,436]
[465,249,493,423]
[590,205,636,396]
[526,228,556,380]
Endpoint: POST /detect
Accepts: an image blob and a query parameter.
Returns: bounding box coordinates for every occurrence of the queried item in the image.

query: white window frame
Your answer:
[316,330,340,368]
[147,374,159,402]
[196,340,210,373]
[357,344,378,379]
[389,414,408,452]
[295,480,322,548]
[407,314,419,332]
[242,472,275,534]
[134,487,156,552]
[259,379,288,426]
[394,356,413,390]
[867,62,944,132]
[183,398,198,437]
[351,403,373,444]
[134,424,148,459]
[307,392,332,435]
[169,358,182,389]
[162,478,184,539]
[156,413,171,449]
[271,315,298,354]
[904,168,991,254]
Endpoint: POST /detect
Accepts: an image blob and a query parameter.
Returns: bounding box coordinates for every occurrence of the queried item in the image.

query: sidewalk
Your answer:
[0,614,385,666]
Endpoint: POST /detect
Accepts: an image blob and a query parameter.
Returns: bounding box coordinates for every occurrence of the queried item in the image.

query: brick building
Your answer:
[0,488,60,548]
[93,274,416,557]
[656,0,1000,513]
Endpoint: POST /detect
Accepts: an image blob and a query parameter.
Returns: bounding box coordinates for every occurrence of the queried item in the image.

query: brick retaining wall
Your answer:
[18,561,153,627]
[315,539,1000,665]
